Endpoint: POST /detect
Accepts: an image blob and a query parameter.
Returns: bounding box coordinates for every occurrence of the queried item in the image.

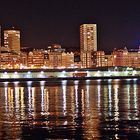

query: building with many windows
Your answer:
[0,47,20,69]
[80,24,97,68]
[112,47,140,67]
[4,29,20,53]
[0,26,1,48]
[62,52,74,68]
[27,50,44,68]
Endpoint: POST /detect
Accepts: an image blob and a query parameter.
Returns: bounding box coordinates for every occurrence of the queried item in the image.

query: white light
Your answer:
[40,71,44,74]
[27,81,32,86]
[40,81,45,86]
[74,80,79,85]
[28,71,31,74]
[14,81,19,86]
[62,70,66,73]
[86,79,90,84]
[133,78,137,81]
[4,72,7,74]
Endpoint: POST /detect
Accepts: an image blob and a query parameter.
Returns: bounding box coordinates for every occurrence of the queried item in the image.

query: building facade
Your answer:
[0,26,1,48]
[62,52,74,68]
[27,50,44,68]
[4,29,20,53]
[80,24,97,68]
[112,47,140,67]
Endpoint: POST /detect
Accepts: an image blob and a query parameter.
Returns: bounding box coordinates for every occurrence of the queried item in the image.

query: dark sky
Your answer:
[1,0,140,52]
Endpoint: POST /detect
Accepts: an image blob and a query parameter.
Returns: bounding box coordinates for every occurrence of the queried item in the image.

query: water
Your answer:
[0,79,139,139]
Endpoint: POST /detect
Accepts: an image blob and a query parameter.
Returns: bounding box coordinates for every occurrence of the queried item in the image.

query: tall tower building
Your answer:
[4,29,20,53]
[0,26,1,47]
[80,24,97,68]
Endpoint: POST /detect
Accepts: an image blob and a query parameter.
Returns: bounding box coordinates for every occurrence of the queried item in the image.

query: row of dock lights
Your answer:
[1,67,139,79]
[3,71,46,78]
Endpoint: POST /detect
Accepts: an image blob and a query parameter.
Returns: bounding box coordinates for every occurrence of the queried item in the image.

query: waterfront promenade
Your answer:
[0,67,139,81]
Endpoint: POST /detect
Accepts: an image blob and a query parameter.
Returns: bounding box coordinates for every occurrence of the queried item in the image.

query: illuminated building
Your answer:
[112,47,140,67]
[20,52,28,68]
[0,26,1,47]
[80,24,97,68]
[62,52,74,68]
[27,50,44,68]
[47,44,64,68]
[104,55,113,67]
[43,52,49,67]
[0,51,20,69]
[4,29,20,53]
[49,51,62,68]
[92,51,113,67]
[92,51,105,67]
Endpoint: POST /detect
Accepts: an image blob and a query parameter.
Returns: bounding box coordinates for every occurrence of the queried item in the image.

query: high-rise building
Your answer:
[4,29,20,53]
[80,24,97,68]
[0,26,1,48]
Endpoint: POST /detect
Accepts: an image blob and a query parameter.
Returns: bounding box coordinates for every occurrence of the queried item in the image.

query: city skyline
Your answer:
[0,1,140,51]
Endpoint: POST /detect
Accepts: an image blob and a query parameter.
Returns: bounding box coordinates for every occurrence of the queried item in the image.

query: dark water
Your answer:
[0,79,140,140]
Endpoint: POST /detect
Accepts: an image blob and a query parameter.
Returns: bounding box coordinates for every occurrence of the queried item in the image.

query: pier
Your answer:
[0,67,139,81]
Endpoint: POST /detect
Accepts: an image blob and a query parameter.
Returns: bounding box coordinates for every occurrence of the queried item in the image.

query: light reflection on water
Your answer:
[0,80,139,139]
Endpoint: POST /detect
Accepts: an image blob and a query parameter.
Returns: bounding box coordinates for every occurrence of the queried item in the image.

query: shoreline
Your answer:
[0,76,139,82]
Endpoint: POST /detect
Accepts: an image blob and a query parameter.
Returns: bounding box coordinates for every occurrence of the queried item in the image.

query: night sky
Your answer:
[1,0,140,52]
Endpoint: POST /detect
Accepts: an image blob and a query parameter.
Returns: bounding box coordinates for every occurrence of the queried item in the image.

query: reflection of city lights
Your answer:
[74,84,78,115]
[62,80,67,85]
[44,89,49,114]
[74,80,79,85]
[133,84,138,110]
[4,82,9,87]
[8,88,14,112]
[114,79,120,82]
[86,79,90,84]
[41,86,45,113]
[14,81,19,86]
[28,87,35,117]
[4,87,8,112]
[27,81,32,86]
[114,85,119,121]
[40,81,45,86]
[108,85,112,113]
[62,84,67,115]
[108,79,112,83]
[15,87,20,109]
[20,87,25,119]
[86,84,90,108]
[133,78,137,83]
[28,86,32,112]
[97,84,101,110]
[127,85,130,112]
[126,79,131,81]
